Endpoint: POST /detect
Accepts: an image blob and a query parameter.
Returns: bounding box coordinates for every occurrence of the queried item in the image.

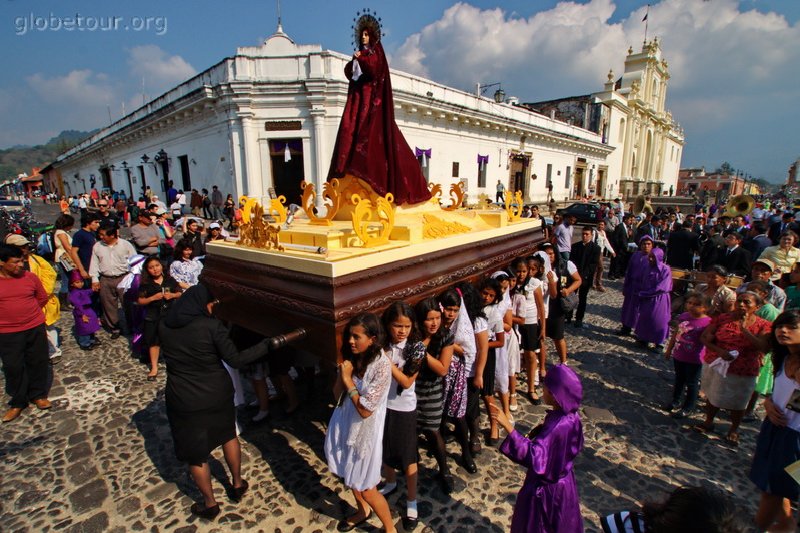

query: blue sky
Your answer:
[1,0,798,182]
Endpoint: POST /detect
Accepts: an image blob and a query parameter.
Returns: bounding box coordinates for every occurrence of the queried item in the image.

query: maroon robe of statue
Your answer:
[499,364,584,533]
[327,35,432,206]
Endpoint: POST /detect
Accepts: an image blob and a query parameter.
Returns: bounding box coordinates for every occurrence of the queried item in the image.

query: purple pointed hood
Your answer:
[543,364,582,413]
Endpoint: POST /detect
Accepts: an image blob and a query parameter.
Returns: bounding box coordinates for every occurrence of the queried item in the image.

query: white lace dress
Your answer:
[325,352,392,490]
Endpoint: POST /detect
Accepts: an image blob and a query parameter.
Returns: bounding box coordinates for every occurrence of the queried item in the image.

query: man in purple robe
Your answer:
[634,246,672,352]
[490,364,584,533]
[616,235,655,336]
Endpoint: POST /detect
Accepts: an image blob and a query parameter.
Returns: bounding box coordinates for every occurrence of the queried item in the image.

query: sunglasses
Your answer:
[98,204,108,207]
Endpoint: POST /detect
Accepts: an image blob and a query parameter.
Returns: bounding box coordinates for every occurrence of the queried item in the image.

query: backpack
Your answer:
[36,231,55,260]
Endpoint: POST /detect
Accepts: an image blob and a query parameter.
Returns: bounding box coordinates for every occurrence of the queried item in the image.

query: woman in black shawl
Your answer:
[159,284,271,519]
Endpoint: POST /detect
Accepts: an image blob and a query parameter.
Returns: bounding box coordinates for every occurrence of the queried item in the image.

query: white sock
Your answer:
[406,500,418,519]
[379,481,397,495]
[252,410,269,422]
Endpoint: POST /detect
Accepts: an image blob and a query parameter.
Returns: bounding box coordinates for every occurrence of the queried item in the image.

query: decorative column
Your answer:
[240,113,264,200]
[310,108,327,212]
[228,116,246,198]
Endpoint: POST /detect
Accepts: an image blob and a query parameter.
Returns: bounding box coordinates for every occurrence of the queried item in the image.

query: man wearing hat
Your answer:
[736,258,786,311]
[130,208,160,256]
[4,234,62,365]
[0,244,51,422]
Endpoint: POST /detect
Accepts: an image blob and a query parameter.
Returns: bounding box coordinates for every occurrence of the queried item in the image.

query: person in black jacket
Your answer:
[567,226,601,328]
[666,220,700,270]
[610,213,635,279]
[159,284,271,519]
[719,230,752,277]
[699,225,725,271]
[768,212,799,245]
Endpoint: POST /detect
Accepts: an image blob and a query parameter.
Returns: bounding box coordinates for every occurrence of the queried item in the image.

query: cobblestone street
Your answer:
[1,207,763,531]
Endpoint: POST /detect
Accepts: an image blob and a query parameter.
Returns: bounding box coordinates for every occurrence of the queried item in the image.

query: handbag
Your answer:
[58,253,76,272]
[560,290,579,313]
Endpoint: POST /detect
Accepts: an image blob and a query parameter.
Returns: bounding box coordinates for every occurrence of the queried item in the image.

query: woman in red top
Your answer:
[0,244,50,423]
[696,291,771,445]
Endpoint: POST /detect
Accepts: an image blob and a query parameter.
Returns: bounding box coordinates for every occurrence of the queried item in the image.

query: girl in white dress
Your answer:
[325,314,395,532]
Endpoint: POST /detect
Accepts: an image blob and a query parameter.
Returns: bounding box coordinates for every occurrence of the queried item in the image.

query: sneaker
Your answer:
[49,354,63,365]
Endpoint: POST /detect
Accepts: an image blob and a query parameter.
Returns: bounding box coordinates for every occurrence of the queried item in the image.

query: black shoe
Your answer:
[336,511,372,532]
[190,502,220,520]
[402,515,419,531]
[635,339,648,348]
[229,479,249,502]
[574,321,583,328]
[79,344,96,351]
[461,454,477,474]
[671,409,688,419]
[615,327,631,336]
[663,402,680,412]
[650,344,665,354]
[469,438,482,456]
[110,331,121,340]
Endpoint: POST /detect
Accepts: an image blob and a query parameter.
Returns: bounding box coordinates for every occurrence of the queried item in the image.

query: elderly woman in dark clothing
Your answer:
[159,284,271,519]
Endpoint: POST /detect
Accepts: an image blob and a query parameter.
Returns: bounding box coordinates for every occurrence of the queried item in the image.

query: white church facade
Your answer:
[42,28,681,207]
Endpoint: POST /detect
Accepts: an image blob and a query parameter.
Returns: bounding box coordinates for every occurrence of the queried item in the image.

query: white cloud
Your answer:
[26,69,115,107]
[392,0,800,179]
[127,45,196,96]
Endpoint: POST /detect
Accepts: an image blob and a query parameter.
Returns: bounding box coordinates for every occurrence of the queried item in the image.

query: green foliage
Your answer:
[0,130,95,180]
[715,161,735,175]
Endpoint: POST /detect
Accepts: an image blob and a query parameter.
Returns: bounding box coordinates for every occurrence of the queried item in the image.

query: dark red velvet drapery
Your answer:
[327,42,432,206]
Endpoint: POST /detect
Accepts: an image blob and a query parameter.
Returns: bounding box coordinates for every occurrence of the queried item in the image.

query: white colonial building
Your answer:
[524,38,685,200]
[42,27,681,207]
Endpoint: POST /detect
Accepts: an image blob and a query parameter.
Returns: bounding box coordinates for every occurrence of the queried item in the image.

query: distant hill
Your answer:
[0,129,96,179]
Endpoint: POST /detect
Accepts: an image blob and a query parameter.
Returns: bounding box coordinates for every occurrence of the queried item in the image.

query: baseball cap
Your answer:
[4,234,31,247]
[154,207,167,216]
[753,258,775,271]
[209,222,221,230]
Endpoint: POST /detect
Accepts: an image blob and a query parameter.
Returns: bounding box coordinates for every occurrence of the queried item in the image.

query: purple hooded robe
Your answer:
[499,364,584,533]
[620,236,654,330]
[634,247,672,344]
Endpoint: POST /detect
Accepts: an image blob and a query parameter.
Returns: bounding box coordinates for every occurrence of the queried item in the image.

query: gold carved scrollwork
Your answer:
[427,183,442,204]
[350,193,395,248]
[300,179,342,226]
[268,195,288,225]
[422,214,471,239]
[441,181,465,211]
[237,195,284,251]
[504,190,523,222]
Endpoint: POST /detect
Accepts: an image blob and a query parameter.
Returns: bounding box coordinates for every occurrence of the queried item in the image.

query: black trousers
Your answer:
[610,251,630,278]
[672,359,702,410]
[0,324,49,408]
[574,283,592,322]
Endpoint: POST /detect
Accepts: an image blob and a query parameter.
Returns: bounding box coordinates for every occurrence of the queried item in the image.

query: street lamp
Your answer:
[477,82,505,103]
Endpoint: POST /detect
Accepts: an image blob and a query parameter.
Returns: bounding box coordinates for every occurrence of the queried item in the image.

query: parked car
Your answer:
[0,199,24,212]
[555,202,602,224]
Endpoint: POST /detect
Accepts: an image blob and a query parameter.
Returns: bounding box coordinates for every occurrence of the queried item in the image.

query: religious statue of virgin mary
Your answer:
[327,10,431,206]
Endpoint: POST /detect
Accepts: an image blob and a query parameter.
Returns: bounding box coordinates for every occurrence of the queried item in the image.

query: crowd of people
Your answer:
[4,193,800,531]
[56,181,243,231]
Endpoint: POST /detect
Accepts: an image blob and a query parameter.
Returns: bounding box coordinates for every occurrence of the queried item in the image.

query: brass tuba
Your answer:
[722,195,755,218]
[632,195,653,216]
